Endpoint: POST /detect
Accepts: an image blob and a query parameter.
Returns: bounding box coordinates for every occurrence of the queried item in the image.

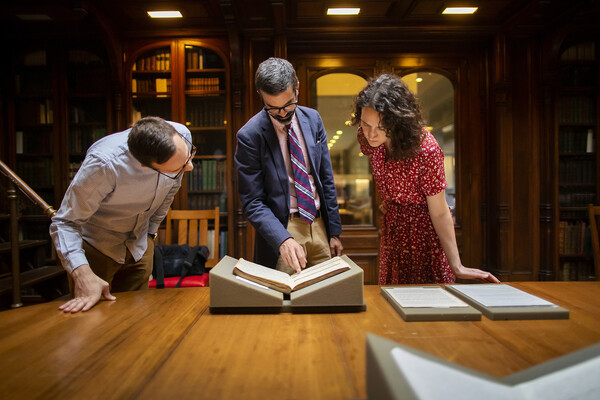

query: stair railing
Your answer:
[0,159,57,308]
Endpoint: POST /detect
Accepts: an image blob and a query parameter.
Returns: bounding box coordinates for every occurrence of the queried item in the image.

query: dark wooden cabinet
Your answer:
[127,39,233,258]
[554,41,598,280]
[11,46,111,249]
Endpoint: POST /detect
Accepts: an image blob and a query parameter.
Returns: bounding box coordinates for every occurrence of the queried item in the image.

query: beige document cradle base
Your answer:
[209,255,366,313]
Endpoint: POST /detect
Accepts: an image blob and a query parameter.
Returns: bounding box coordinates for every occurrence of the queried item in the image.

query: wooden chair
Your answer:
[165,207,220,268]
[589,204,600,281]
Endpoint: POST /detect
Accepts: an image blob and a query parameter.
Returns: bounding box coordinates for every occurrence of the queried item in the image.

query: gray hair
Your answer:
[255,57,298,95]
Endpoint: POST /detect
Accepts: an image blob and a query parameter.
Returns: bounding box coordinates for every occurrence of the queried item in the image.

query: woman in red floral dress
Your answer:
[352,74,499,285]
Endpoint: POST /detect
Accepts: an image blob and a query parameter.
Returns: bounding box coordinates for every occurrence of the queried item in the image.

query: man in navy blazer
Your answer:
[235,58,343,273]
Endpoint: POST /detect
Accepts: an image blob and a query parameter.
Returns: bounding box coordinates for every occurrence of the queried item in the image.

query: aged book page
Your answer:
[233,256,350,294]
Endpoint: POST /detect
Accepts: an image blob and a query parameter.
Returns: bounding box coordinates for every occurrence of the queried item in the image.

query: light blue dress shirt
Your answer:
[50,122,192,273]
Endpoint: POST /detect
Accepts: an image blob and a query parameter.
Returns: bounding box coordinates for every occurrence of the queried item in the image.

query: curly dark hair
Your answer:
[351,74,424,161]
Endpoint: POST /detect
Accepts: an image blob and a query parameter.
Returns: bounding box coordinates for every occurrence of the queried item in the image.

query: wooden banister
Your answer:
[1,159,58,307]
[0,159,56,218]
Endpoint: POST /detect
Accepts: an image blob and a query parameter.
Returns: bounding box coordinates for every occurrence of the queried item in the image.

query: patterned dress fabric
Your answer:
[358,128,455,284]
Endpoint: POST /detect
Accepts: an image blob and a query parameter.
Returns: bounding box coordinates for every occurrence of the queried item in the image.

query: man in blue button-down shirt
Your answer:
[50,116,195,313]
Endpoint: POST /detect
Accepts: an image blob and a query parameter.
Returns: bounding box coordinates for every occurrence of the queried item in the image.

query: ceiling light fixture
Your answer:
[442,7,478,14]
[16,14,53,21]
[327,8,360,16]
[148,11,183,18]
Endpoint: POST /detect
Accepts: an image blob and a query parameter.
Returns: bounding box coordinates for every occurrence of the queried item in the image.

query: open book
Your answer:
[232,256,350,294]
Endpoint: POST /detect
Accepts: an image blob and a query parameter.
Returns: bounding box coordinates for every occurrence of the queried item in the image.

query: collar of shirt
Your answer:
[268,112,299,136]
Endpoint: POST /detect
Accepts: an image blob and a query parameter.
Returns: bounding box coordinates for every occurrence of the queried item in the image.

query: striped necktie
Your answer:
[287,124,317,224]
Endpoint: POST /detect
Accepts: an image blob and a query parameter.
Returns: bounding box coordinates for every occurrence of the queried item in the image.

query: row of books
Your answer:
[560,261,595,281]
[18,100,53,125]
[557,65,596,87]
[186,77,221,92]
[560,42,596,62]
[205,230,229,259]
[558,96,596,125]
[132,78,172,94]
[68,67,108,93]
[558,220,592,255]
[187,159,227,191]
[558,158,595,184]
[558,191,595,206]
[132,50,171,71]
[15,71,52,95]
[69,127,107,154]
[185,48,223,70]
[559,128,594,153]
[187,193,227,211]
[131,103,172,124]
[187,102,226,127]
[15,130,52,154]
[68,49,104,66]
[17,159,53,187]
[69,104,106,124]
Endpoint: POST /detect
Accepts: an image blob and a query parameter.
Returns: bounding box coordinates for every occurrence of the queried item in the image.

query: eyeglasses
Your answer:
[155,134,196,180]
[264,100,298,116]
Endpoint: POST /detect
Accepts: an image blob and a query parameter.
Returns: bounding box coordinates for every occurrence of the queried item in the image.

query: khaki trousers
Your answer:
[275,215,331,275]
[69,237,154,295]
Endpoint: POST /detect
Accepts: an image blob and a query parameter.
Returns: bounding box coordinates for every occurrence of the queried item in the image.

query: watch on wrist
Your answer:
[148,233,158,240]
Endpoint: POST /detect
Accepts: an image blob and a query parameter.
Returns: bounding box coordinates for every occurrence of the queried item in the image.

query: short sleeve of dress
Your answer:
[357,126,376,156]
[418,132,447,197]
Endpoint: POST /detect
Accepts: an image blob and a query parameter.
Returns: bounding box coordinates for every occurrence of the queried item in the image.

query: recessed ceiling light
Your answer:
[442,7,478,14]
[16,14,52,21]
[147,11,183,18]
[327,8,360,16]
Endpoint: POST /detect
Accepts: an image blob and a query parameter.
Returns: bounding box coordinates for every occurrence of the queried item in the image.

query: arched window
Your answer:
[403,72,455,210]
[313,73,371,225]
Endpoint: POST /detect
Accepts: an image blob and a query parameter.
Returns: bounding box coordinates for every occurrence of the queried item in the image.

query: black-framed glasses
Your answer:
[264,100,298,116]
[155,134,196,180]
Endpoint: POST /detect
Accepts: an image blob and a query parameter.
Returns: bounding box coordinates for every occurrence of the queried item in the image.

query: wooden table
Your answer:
[1,282,599,399]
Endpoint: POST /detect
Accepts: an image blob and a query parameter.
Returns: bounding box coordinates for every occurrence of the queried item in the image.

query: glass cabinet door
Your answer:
[66,48,109,187]
[313,73,371,226]
[183,45,227,214]
[131,46,172,122]
[14,49,56,211]
[403,72,455,211]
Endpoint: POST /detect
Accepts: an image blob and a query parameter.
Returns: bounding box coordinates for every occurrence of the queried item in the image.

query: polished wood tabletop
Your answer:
[1,282,599,399]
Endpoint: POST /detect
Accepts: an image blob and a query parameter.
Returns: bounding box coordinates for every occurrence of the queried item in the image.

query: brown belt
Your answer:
[290,209,321,220]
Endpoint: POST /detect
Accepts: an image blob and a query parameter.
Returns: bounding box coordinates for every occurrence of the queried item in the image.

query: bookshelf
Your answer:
[131,45,172,122]
[66,49,109,186]
[14,50,56,215]
[12,46,111,257]
[128,41,231,260]
[555,41,597,281]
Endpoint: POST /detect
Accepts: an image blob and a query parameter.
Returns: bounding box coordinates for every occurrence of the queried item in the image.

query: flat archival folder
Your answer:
[233,256,351,294]
[366,333,600,400]
[445,284,570,320]
[381,286,481,322]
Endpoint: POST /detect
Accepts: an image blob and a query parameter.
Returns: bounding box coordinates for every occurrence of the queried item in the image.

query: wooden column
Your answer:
[489,33,513,280]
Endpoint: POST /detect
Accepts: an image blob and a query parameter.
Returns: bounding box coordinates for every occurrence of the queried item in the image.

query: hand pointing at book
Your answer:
[279,238,306,273]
